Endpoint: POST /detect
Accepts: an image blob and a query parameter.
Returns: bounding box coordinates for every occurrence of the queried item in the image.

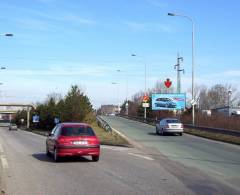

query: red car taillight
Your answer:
[87,137,100,145]
[56,137,70,145]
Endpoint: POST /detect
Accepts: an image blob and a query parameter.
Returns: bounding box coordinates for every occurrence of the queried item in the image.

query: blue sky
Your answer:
[0,0,239,108]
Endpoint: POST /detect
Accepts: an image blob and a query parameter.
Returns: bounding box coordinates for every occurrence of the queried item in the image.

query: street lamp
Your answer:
[0,33,13,37]
[116,69,129,115]
[131,54,147,119]
[168,12,196,125]
[0,67,6,86]
[228,89,232,117]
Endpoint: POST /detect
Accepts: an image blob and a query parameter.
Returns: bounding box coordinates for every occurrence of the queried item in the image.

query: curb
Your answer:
[111,127,143,149]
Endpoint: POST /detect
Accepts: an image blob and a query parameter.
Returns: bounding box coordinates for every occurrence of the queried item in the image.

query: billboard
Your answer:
[152,93,186,111]
[32,115,40,123]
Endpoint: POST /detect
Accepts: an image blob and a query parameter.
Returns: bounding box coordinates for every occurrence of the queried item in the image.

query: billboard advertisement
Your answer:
[152,93,186,111]
[32,115,40,123]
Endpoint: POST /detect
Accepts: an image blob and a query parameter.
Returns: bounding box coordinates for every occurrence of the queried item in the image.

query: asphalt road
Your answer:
[0,124,239,195]
[0,127,193,195]
[101,115,240,194]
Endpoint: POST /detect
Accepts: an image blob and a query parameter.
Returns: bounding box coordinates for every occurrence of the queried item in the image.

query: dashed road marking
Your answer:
[0,143,9,169]
[101,145,154,160]
[1,155,9,169]
[0,144,3,153]
[128,152,154,161]
[101,145,128,151]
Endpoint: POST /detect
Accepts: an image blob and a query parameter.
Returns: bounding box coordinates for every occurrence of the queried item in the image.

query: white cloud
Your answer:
[145,0,168,8]
[225,70,240,77]
[30,10,96,26]
[3,64,113,77]
[15,18,56,31]
[64,14,95,25]
[36,0,56,3]
[124,21,175,33]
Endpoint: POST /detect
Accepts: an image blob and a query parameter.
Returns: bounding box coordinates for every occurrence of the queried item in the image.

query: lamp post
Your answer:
[0,33,11,76]
[0,33,13,36]
[131,54,147,119]
[228,89,232,117]
[168,12,196,125]
[116,69,129,115]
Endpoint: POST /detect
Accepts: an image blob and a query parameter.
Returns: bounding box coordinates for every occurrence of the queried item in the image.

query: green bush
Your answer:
[15,85,94,131]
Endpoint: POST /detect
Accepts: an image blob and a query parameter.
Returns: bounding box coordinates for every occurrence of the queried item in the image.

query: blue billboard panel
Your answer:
[32,115,40,123]
[152,93,186,110]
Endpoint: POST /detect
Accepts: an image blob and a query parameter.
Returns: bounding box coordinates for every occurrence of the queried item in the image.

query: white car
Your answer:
[156,118,183,136]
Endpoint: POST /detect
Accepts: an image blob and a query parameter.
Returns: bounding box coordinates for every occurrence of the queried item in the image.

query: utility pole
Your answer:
[174,53,184,93]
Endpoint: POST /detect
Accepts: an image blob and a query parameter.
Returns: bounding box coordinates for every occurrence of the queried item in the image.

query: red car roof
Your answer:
[60,123,90,127]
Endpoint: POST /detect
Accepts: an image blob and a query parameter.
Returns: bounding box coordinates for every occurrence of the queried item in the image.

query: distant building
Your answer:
[100,105,119,115]
[201,110,212,116]
[211,106,240,116]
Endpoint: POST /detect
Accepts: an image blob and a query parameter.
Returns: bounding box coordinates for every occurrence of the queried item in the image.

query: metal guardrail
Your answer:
[118,114,240,137]
[96,116,112,132]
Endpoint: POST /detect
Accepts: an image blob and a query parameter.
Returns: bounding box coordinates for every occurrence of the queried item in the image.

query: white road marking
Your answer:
[128,152,154,161]
[0,143,3,153]
[212,170,224,176]
[101,145,154,160]
[1,155,9,169]
[101,145,128,151]
[0,143,9,169]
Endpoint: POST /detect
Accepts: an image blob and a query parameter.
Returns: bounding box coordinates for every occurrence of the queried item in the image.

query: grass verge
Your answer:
[185,128,240,145]
[91,122,131,147]
[29,122,131,147]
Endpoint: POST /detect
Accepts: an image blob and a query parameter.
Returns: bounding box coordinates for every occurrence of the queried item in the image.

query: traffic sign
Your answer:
[164,78,172,88]
[142,103,150,108]
[191,99,197,106]
[142,95,150,103]
[32,115,39,123]
[54,117,60,124]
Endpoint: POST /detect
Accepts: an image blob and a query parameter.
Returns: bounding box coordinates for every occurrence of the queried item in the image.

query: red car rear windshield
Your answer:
[61,126,95,136]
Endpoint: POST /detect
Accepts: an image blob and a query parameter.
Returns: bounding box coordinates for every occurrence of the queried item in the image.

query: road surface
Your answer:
[101,115,240,193]
[0,124,239,194]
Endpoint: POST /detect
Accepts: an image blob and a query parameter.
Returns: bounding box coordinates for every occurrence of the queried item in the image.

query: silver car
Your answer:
[9,123,18,131]
[156,118,183,136]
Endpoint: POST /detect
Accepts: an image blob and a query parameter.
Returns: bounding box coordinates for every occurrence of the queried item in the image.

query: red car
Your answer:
[46,123,100,162]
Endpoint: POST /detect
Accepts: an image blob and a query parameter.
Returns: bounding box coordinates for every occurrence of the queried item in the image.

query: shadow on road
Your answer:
[148,132,158,136]
[148,132,180,136]
[32,153,92,163]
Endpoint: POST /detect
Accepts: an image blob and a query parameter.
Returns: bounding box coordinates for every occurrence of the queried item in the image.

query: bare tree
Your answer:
[150,80,174,94]
[196,84,240,110]
[132,91,144,105]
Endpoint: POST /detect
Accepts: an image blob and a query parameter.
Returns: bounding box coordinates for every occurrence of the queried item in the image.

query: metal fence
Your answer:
[96,116,112,133]
[118,114,240,137]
